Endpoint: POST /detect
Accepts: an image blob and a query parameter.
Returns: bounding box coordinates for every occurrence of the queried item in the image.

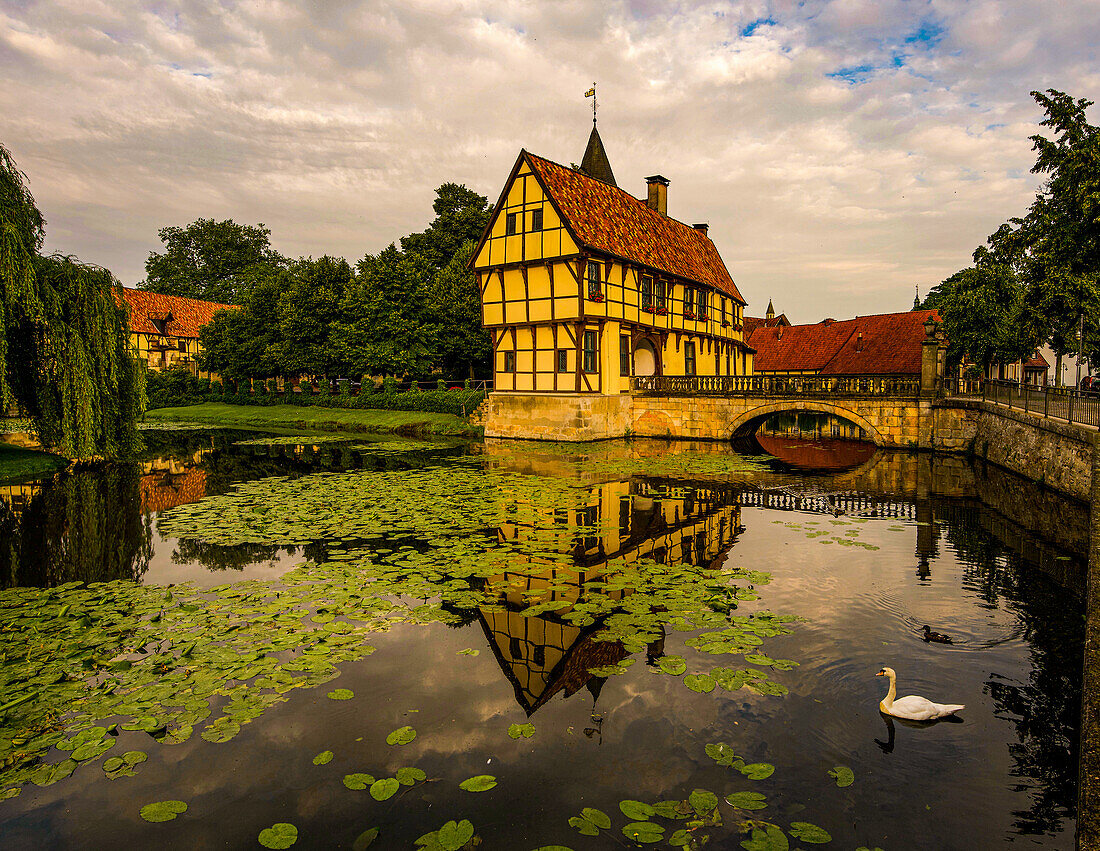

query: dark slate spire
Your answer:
[580,124,616,187]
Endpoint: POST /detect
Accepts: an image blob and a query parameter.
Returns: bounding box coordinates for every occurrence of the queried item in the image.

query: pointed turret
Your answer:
[913,285,921,310]
[766,300,775,321]
[580,124,616,186]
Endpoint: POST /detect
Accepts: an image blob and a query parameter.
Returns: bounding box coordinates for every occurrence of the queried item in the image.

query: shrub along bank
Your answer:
[145,368,487,418]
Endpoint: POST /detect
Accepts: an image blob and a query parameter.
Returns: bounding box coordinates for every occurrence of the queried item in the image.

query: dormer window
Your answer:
[531,208,543,232]
[506,213,518,235]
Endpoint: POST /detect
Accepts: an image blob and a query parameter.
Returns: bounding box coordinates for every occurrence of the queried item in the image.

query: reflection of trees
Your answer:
[938,517,1083,837]
[171,539,290,573]
[0,465,152,587]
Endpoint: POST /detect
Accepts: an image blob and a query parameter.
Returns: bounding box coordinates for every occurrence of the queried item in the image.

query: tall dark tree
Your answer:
[333,245,434,377]
[276,256,355,379]
[424,240,491,378]
[400,183,491,273]
[197,274,284,383]
[929,260,1032,374]
[143,218,284,305]
[0,143,144,459]
[985,90,1100,383]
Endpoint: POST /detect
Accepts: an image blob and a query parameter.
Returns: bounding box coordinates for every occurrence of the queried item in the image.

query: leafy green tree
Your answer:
[0,143,144,459]
[276,256,355,379]
[333,245,434,377]
[931,261,1032,373]
[400,184,491,273]
[198,274,285,383]
[985,90,1100,383]
[424,240,491,378]
[143,218,284,305]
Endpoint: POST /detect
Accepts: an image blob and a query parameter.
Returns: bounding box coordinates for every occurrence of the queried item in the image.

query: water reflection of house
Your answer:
[0,481,44,518]
[139,453,209,513]
[480,478,741,714]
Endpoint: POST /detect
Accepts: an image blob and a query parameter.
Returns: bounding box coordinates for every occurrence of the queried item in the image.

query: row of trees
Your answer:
[142,184,493,383]
[923,90,1100,384]
[0,145,145,459]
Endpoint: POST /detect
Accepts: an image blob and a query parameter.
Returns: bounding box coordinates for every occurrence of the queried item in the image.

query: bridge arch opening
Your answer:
[729,403,884,471]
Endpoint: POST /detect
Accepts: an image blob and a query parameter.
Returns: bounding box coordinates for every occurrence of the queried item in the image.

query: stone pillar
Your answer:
[1078,431,1100,850]
[920,337,940,399]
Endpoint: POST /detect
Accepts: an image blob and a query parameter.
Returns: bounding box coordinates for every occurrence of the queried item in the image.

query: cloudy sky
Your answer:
[2,0,1097,321]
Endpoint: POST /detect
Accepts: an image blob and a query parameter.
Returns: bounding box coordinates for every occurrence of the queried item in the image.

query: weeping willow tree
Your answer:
[0,143,144,459]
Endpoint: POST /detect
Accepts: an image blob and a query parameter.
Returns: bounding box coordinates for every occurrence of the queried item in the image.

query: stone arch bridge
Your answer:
[630,375,934,448]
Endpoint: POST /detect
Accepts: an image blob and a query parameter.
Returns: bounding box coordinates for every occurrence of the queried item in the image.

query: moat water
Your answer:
[0,426,1086,849]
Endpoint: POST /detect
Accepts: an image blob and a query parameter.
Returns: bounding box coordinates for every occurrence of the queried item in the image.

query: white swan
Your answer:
[876,666,964,721]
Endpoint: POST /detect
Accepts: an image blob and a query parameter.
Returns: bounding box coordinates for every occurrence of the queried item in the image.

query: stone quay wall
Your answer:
[933,400,1095,502]
[483,391,1097,501]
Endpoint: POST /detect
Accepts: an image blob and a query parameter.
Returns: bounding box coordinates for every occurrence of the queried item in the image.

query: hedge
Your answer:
[145,369,487,417]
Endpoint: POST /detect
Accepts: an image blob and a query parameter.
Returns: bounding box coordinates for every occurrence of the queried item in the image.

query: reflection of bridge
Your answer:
[739,489,917,520]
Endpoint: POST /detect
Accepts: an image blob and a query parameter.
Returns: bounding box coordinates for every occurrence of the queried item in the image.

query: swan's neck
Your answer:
[881,673,896,708]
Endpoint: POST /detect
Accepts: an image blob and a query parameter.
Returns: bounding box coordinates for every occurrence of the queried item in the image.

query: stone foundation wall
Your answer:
[483,393,633,442]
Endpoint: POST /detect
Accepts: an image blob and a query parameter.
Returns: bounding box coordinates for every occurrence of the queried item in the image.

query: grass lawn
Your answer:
[0,443,67,483]
[144,403,477,436]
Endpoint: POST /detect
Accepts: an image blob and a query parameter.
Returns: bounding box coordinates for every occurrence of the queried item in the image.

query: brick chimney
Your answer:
[645,175,669,215]
[855,331,864,352]
[692,222,709,235]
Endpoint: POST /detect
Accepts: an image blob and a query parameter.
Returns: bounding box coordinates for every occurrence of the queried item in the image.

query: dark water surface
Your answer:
[0,429,1085,850]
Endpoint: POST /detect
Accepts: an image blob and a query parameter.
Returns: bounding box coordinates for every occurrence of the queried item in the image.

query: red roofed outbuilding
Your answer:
[747,309,940,377]
[117,286,237,374]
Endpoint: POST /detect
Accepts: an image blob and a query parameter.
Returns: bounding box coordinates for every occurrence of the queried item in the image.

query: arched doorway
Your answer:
[633,339,658,376]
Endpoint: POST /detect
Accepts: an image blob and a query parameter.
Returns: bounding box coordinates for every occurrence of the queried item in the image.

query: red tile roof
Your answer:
[748,309,939,375]
[524,152,745,303]
[118,287,237,339]
[743,314,790,337]
[1024,352,1049,370]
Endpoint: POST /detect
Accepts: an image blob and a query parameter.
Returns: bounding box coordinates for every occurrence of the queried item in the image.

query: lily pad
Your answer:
[397,766,427,786]
[581,808,611,830]
[622,821,664,843]
[725,791,768,810]
[369,777,400,801]
[139,800,188,823]
[828,765,855,787]
[619,800,656,821]
[684,673,716,693]
[789,822,832,844]
[352,827,380,850]
[507,723,535,739]
[436,819,475,850]
[386,726,417,746]
[458,774,497,792]
[689,788,719,815]
[327,689,354,700]
[656,655,687,675]
[313,750,334,765]
[258,822,298,849]
[343,773,375,790]
[740,763,775,781]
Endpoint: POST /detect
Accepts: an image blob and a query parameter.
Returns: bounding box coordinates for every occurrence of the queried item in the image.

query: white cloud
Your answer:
[2,0,1097,320]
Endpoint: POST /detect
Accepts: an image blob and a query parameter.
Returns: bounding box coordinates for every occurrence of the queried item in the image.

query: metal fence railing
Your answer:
[942,377,1100,428]
[632,374,922,398]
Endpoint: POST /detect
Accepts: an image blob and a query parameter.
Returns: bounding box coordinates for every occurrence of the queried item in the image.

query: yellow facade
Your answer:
[130,331,204,374]
[474,153,753,396]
